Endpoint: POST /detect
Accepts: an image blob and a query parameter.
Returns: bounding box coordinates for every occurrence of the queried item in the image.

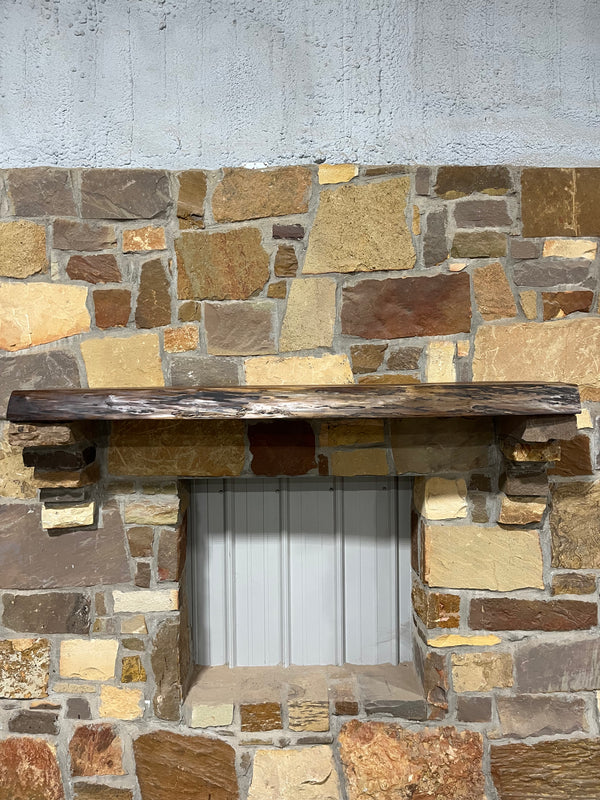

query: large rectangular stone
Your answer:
[513,260,590,286]
[496,695,587,738]
[469,597,597,631]
[391,418,492,474]
[2,592,90,634]
[81,169,170,219]
[515,636,600,692]
[213,166,311,222]
[550,480,600,568]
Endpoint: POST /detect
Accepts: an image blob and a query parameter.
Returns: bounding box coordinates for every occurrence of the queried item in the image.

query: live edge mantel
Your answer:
[6,382,581,422]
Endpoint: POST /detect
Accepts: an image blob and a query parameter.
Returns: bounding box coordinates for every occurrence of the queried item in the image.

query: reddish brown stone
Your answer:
[93,289,131,329]
[549,434,593,477]
[204,301,275,355]
[542,290,593,319]
[8,167,75,216]
[2,592,90,634]
[53,219,116,251]
[469,597,597,631]
[134,730,238,800]
[273,245,298,276]
[341,273,471,339]
[454,199,512,228]
[422,650,449,719]
[456,696,492,723]
[491,739,600,800]
[249,420,316,476]
[272,223,304,239]
[575,168,600,235]
[339,721,484,800]
[496,695,587,738]
[0,737,65,800]
[435,166,511,198]
[135,259,171,328]
[69,724,125,777]
[177,170,207,228]
[551,572,597,595]
[318,454,329,475]
[134,562,151,588]
[126,526,154,557]
[213,166,311,222]
[81,169,170,219]
[521,168,577,237]
[241,702,282,731]
[422,208,448,267]
[350,344,387,373]
[151,619,183,721]
[67,254,121,283]
[387,346,422,371]
[451,231,506,258]
[473,261,517,320]
[496,414,577,442]
[158,515,186,582]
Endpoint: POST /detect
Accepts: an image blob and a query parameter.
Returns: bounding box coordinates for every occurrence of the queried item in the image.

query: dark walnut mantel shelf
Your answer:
[7,382,581,422]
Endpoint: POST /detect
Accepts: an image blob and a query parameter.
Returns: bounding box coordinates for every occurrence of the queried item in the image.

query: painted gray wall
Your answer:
[0,0,598,168]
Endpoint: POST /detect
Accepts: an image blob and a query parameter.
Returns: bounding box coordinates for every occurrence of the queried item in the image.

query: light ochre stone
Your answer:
[428,634,501,648]
[451,652,513,692]
[0,220,47,278]
[424,525,544,590]
[112,589,179,613]
[245,354,353,385]
[124,498,180,525]
[577,410,593,429]
[288,701,330,732]
[456,339,470,358]
[498,496,546,525]
[425,341,455,382]
[81,334,164,388]
[320,420,385,447]
[41,501,95,530]
[448,261,467,271]
[99,685,144,720]
[122,225,166,252]
[318,163,358,184]
[303,177,415,274]
[0,638,50,698]
[414,477,467,520]
[121,615,148,634]
[0,428,36,499]
[0,283,90,351]
[248,746,340,800]
[59,639,118,681]
[279,278,337,351]
[519,290,538,320]
[52,682,96,693]
[473,318,600,391]
[331,449,389,477]
[187,703,234,728]
[543,238,597,260]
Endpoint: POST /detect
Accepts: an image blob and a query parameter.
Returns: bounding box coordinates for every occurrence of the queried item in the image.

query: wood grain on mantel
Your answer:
[7,383,581,422]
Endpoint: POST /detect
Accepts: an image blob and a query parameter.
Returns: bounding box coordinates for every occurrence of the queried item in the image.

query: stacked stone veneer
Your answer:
[1,163,600,798]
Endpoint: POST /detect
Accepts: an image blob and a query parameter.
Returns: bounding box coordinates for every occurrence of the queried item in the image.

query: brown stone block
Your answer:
[33,462,100,489]
[121,655,146,683]
[412,582,460,629]
[8,167,75,216]
[67,698,92,720]
[422,208,448,267]
[456,695,492,723]
[177,170,207,227]
[135,258,171,328]
[176,227,269,300]
[133,730,238,800]
[0,220,48,278]
[454,198,512,228]
[521,168,577,237]
[158,516,186,581]
[67,254,121,283]
[320,419,385,447]
[342,272,471,339]
[500,438,560,462]
[491,739,600,800]
[205,301,275,355]
[498,495,546,524]
[357,373,420,385]
[451,231,507,258]
[415,166,431,194]
[0,638,50,698]
[542,289,593,319]
[422,650,448,717]
[575,168,600,235]
[514,259,590,286]
[387,346,421,371]
[391,417,492,474]
[549,433,593,476]
[273,244,298,276]
[151,619,183,721]
[122,225,166,252]
[267,280,287,298]
[53,219,116,251]
[551,572,597,595]
[473,261,517,320]
[213,166,311,222]
[469,597,597,631]
[497,695,587,739]
[339,720,484,800]
[434,165,511,198]
[23,442,96,471]
[241,702,282,731]
[93,289,131,329]
[249,420,316,476]
[177,300,203,322]
[7,422,91,449]
[109,420,245,477]
[2,592,90,634]
[551,480,600,568]
[272,223,304,239]
[170,354,239,387]
[0,351,80,418]
[8,709,59,735]
[81,169,171,219]
[330,448,389,476]
[69,723,125,777]
[74,785,133,800]
[0,737,65,800]
[134,561,151,587]
[516,635,600,692]
[363,164,408,176]
[510,238,540,260]
[496,414,577,442]
[126,526,154,557]
[470,493,489,523]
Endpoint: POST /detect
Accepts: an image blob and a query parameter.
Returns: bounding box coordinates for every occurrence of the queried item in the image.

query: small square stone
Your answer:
[240,702,282,732]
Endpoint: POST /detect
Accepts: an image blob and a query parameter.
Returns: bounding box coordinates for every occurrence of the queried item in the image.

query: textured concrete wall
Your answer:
[0,0,598,168]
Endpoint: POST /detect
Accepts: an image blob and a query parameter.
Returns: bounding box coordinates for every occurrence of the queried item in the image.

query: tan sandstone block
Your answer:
[0,283,90,351]
[279,278,337,351]
[124,498,179,525]
[60,639,118,681]
[577,409,593,429]
[303,177,415,273]
[428,634,501,648]
[81,334,164,388]
[543,238,597,260]
[163,325,199,353]
[245,354,353,385]
[212,166,312,222]
[248,746,340,800]
[498,496,546,525]
[451,652,513,692]
[0,220,47,278]
[42,501,95,530]
[473,318,600,390]
[331,448,389,476]
[318,163,358,184]
[0,430,36,499]
[120,615,147,635]
[112,590,179,613]
[519,290,538,320]
[122,226,166,252]
[414,477,467,520]
[425,341,456,382]
[320,420,385,447]
[100,685,144,720]
[424,525,544,590]
[187,703,234,728]
[53,682,96,693]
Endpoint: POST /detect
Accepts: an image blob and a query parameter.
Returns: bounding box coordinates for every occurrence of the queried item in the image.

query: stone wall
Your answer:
[1,164,600,798]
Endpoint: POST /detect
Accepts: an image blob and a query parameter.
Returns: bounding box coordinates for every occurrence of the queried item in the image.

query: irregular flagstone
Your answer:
[135,259,172,328]
[425,340,455,382]
[123,226,166,252]
[496,695,587,738]
[542,290,593,319]
[176,227,269,300]
[543,238,597,259]
[434,165,511,198]
[521,168,577,237]
[451,231,506,258]
[303,177,415,273]
[213,166,312,222]
[2,592,91,634]
[248,747,340,800]
[109,420,245,476]
[0,737,65,800]
[133,730,238,800]
[473,262,517,320]
[513,260,590,286]
[422,208,448,267]
[550,480,600,568]
[81,334,164,388]
[339,720,484,800]
[413,477,467,520]
[7,167,75,216]
[0,220,47,278]
[0,350,80,418]
[341,273,471,338]
[515,636,600,692]
[245,354,353,385]
[279,277,336,351]
[551,572,597,595]
[66,254,121,283]
[94,289,131,329]
[318,163,358,183]
[0,428,36,498]
[454,198,512,227]
[81,169,171,219]
[0,638,50,698]
[177,170,207,227]
[53,219,116,251]
[69,723,125,776]
[0,283,90,351]
[99,685,144,720]
[151,619,184,721]
[350,344,387,373]
[205,301,275,355]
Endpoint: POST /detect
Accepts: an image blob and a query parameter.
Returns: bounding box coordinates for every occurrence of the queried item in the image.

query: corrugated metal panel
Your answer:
[190,477,412,667]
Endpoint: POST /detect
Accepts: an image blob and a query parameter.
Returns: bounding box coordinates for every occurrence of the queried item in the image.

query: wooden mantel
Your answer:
[6,382,581,422]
